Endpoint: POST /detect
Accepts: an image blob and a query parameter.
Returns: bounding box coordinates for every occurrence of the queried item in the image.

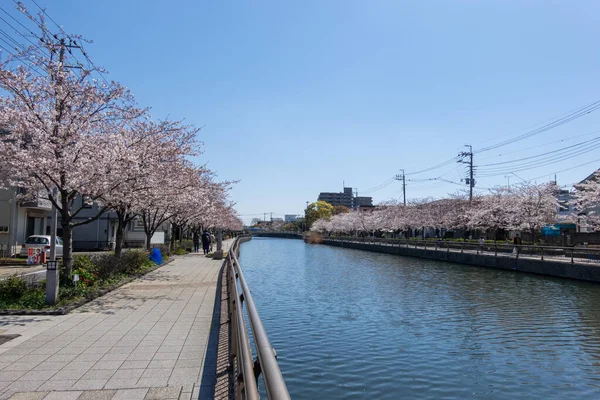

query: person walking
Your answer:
[201,231,211,255]
[193,232,200,253]
[513,233,522,256]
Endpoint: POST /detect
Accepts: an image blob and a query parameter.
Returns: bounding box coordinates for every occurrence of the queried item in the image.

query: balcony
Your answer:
[18,188,52,211]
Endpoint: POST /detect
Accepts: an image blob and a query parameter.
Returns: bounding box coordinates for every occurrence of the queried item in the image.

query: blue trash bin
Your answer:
[149,248,163,265]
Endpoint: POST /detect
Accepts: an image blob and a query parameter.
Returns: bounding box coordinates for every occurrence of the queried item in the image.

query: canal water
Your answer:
[239,237,600,399]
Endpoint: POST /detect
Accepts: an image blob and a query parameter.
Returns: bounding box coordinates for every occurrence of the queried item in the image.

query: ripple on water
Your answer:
[240,238,600,399]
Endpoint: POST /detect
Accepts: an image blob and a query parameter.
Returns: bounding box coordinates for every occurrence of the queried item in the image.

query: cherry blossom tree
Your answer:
[573,170,600,230]
[0,20,143,275]
[510,182,558,240]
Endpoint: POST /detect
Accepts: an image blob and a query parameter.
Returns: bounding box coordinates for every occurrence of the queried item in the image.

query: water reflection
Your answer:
[240,238,600,399]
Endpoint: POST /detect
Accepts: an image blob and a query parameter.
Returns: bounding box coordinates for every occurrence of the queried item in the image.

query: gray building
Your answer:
[317,187,373,209]
[318,187,354,208]
[0,187,51,257]
[285,214,299,222]
[354,196,374,207]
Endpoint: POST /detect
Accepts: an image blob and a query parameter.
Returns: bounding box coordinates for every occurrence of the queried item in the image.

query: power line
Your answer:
[474,100,600,154]
[478,141,600,177]
[478,136,600,168]
[0,7,46,53]
[361,177,395,194]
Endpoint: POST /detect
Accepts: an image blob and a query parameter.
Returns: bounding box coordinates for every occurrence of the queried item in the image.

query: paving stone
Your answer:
[104,378,139,390]
[146,368,174,381]
[112,388,148,400]
[111,369,144,380]
[42,391,82,400]
[37,380,77,391]
[120,360,150,370]
[72,353,105,363]
[8,362,40,372]
[147,359,176,370]
[4,380,45,393]
[174,359,200,369]
[71,378,110,391]
[80,369,116,381]
[77,390,116,400]
[50,368,86,381]
[32,361,69,372]
[91,361,123,370]
[135,377,168,388]
[151,353,179,361]
[17,369,56,381]
[178,392,191,400]
[6,392,48,400]
[145,386,181,399]
[60,361,95,371]
[99,354,128,362]
[0,370,27,382]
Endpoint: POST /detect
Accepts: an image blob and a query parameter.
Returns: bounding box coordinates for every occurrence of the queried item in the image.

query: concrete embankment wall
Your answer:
[323,239,600,283]
[253,233,600,283]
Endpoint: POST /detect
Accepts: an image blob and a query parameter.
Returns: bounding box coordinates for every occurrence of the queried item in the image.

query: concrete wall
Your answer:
[254,233,600,284]
[323,240,600,283]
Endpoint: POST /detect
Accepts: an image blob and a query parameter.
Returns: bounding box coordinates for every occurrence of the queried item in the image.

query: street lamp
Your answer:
[46,187,59,305]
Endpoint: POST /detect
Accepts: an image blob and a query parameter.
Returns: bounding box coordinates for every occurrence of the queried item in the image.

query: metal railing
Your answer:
[323,236,600,265]
[227,236,291,400]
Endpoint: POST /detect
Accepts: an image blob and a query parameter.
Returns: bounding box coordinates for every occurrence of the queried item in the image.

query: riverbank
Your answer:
[255,233,600,283]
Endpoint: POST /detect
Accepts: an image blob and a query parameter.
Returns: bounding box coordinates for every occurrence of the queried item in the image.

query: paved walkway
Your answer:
[0,241,231,400]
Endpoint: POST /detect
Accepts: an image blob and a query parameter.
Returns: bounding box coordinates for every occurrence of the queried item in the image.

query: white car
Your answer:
[19,235,63,258]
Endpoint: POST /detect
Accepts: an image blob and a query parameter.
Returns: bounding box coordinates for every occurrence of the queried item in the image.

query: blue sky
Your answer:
[4,1,600,224]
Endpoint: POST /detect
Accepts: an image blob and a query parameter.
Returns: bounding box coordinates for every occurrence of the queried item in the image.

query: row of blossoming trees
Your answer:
[311,182,573,240]
[0,19,242,275]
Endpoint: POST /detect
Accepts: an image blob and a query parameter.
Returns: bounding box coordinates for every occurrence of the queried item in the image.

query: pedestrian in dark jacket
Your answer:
[193,232,200,253]
[201,231,211,254]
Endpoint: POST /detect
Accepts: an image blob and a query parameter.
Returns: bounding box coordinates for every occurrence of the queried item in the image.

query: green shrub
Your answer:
[18,289,45,309]
[121,250,153,273]
[92,249,153,279]
[0,275,28,303]
[173,247,188,255]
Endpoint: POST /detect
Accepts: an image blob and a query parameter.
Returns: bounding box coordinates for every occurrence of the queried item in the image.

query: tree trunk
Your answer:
[217,229,223,252]
[62,222,73,277]
[145,232,152,250]
[170,224,177,252]
[179,225,183,245]
[115,211,126,257]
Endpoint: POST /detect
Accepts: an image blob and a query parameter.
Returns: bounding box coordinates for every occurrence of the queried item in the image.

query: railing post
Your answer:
[494,244,497,257]
[541,246,544,261]
[571,249,574,264]
[461,243,464,254]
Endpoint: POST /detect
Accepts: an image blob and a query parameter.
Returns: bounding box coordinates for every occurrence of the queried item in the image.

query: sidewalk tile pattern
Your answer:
[0,241,231,400]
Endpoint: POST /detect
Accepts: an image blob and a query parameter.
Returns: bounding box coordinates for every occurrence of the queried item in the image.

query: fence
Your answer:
[324,236,600,265]
[227,236,291,400]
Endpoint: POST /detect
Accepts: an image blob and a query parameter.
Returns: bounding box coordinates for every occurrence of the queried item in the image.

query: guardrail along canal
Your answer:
[239,237,600,399]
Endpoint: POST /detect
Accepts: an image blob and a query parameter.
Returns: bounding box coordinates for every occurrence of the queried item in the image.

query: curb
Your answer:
[0,258,175,316]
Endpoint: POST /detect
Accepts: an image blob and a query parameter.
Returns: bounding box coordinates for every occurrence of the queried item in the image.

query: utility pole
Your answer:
[504,175,510,188]
[458,145,474,202]
[395,170,406,205]
[270,212,273,222]
[263,213,266,222]
[46,37,69,306]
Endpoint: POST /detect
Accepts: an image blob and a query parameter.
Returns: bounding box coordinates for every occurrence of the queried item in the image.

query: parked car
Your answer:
[19,235,63,258]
